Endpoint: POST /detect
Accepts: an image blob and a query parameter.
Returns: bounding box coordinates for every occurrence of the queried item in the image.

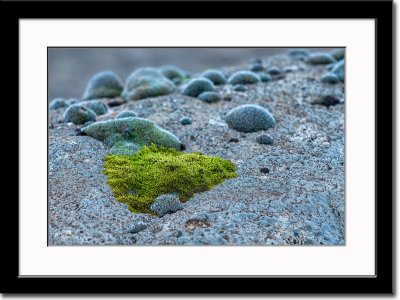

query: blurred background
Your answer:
[48,48,331,100]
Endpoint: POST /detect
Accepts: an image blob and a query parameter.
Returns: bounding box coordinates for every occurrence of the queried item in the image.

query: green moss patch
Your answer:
[102,144,238,214]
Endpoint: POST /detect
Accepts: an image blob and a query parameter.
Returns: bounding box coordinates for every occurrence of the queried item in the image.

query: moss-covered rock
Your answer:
[102,145,238,214]
[227,71,261,85]
[307,52,336,65]
[81,117,182,155]
[116,110,138,119]
[82,71,124,100]
[81,100,108,115]
[121,67,175,100]
[198,91,220,103]
[63,103,97,125]
[182,78,214,97]
[225,104,276,132]
[200,70,227,85]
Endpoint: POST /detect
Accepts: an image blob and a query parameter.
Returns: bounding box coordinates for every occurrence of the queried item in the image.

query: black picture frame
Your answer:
[5,0,393,295]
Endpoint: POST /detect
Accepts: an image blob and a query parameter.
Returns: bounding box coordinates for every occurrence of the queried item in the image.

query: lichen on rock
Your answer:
[102,144,238,214]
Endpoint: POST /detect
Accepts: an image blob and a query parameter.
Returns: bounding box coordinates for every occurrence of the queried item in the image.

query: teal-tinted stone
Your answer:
[227,71,261,85]
[331,59,344,82]
[150,194,183,217]
[200,70,227,85]
[81,100,108,115]
[180,117,192,125]
[330,49,345,60]
[182,78,214,97]
[198,91,221,103]
[255,133,274,145]
[121,67,175,100]
[321,73,339,84]
[225,104,276,132]
[116,110,138,119]
[82,71,124,100]
[307,52,336,65]
[257,73,272,82]
[63,104,97,125]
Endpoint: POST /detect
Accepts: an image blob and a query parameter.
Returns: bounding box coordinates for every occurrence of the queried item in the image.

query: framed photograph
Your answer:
[6,0,392,294]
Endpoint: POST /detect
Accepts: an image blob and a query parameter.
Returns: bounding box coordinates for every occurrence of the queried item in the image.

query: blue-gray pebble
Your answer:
[49,98,77,110]
[249,61,263,72]
[225,104,276,132]
[201,70,227,85]
[150,194,183,217]
[182,78,214,97]
[122,67,175,100]
[82,71,124,100]
[307,52,336,65]
[267,66,280,75]
[63,104,97,125]
[180,117,192,125]
[330,49,345,60]
[198,91,220,103]
[257,73,272,82]
[331,59,344,82]
[128,222,147,234]
[81,100,108,115]
[255,133,274,145]
[321,73,339,84]
[228,71,260,85]
[116,110,138,119]
[233,84,247,92]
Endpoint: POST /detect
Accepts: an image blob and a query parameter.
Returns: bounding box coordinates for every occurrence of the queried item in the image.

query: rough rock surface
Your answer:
[49,52,345,245]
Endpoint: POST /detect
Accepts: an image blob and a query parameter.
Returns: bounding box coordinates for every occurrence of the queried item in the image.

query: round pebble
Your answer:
[233,84,247,92]
[116,110,138,119]
[63,104,97,125]
[228,71,261,85]
[82,100,108,115]
[183,78,214,97]
[255,134,274,145]
[307,52,336,65]
[201,70,227,85]
[225,104,276,133]
[321,73,339,84]
[180,117,192,125]
[249,60,263,72]
[198,91,221,103]
[267,66,280,75]
[257,73,272,82]
[82,71,124,100]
